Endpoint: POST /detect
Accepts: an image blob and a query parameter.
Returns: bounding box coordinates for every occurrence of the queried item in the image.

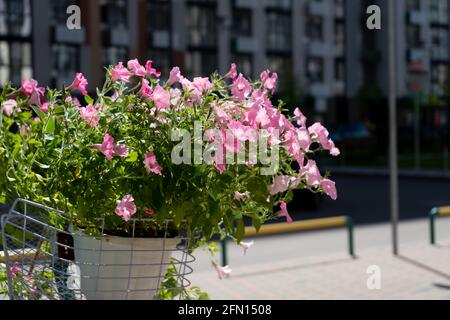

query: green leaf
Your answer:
[84,95,94,105]
[125,151,138,163]
[235,219,245,243]
[31,105,46,121]
[45,117,55,134]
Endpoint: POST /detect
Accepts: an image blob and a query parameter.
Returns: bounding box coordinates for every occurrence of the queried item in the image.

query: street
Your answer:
[290,173,450,225]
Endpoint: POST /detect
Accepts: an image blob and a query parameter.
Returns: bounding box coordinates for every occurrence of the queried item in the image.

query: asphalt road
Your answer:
[290,174,450,225]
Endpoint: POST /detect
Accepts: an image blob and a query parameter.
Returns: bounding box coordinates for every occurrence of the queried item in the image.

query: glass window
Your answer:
[0,0,32,37]
[266,11,291,51]
[50,44,80,88]
[100,0,128,29]
[306,57,324,83]
[306,15,323,41]
[232,10,252,37]
[185,51,217,78]
[188,4,217,48]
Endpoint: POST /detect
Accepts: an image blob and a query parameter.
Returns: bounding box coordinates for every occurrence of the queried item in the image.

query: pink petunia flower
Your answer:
[115,195,137,222]
[111,62,133,83]
[269,176,296,195]
[231,74,252,101]
[234,191,250,201]
[151,85,171,111]
[9,262,21,278]
[127,59,146,77]
[260,70,278,94]
[193,77,214,93]
[145,60,161,78]
[277,201,293,224]
[308,122,340,157]
[92,134,129,161]
[143,152,163,175]
[226,63,238,80]
[215,265,232,280]
[21,79,45,97]
[293,107,307,127]
[68,73,88,95]
[239,241,254,256]
[79,105,99,127]
[139,78,152,99]
[2,99,19,116]
[321,178,337,200]
[300,160,322,187]
[167,67,181,86]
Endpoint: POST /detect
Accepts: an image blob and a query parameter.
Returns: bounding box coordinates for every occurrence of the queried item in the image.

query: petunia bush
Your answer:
[0,59,339,244]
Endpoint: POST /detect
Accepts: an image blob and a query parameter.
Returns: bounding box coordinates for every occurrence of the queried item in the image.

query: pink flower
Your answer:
[143,152,163,175]
[321,179,337,200]
[79,105,99,127]
[234,191,250,201]
[127,59,146,77]
[68,73,88,95]
[215,265,232,280]
[260,70,278,94]
[113,144,130,158]
[226,63,238,80]
[151,85,170,111]
[145,60,161,78]
[21,79,45,97]
[111,62,133,83]
[170,88,182,106]
[239,241,254,256]
[293,108,307,127]
[9,262,21,278]
[39,102,51,114]
[270,176,296,195]
[2,99,19,116]
[92,134,129,160]
[277,201,293,224]
[139,78,152,99]
[300,160,321,187]
[308,122,340,157]
[193,77,213,93]
[167,67,181,86]
[231,74,252,100]
[93,134,115,160]
[115,195,137,222]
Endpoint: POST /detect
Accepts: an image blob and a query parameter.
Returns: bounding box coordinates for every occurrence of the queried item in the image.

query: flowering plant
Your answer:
[0,59,339,244]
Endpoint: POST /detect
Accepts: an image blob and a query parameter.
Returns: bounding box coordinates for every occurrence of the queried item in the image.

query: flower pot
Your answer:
[72,231,179,300]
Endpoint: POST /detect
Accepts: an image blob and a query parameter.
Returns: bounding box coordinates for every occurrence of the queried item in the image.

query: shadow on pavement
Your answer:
[396,255,450,281]
[230,256,356,279]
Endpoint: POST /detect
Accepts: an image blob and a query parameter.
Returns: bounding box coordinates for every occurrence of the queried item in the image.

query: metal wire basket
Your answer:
[1,198,195,300]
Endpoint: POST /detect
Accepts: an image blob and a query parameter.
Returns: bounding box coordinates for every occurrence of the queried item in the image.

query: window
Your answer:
[431,62,448,95]
[188,4,217,48]
[334,58,345,81]
[0,0,32,86]
[232,10,252,37]
[406,0,420,11]
[430,0,449,24]
[306,57,324,83]
[148,50,171,79]
[306,15,323,41]
[266,11,291,52]
[0,0,32,37]
[406,25,423,48]
[101,0,128,28]
[50,44,80,88]
[0,41,32,85]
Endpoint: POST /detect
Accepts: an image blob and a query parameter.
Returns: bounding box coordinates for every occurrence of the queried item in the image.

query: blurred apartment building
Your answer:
[0,0,449,124]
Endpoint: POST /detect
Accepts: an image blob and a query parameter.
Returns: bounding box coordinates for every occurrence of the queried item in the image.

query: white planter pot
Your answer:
[71,231,179,300]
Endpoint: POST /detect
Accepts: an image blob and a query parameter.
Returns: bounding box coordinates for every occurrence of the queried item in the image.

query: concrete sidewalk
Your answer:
[189,218,450,299]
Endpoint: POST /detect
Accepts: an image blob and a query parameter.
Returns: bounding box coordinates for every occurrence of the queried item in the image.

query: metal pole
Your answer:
[414,94,420,169]
[388,0,399,255]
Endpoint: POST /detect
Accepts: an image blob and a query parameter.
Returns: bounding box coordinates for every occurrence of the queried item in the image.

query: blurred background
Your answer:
[0,0,450,223]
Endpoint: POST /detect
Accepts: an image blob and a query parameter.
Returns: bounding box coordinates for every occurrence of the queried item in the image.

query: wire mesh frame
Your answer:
[1,198,195,300]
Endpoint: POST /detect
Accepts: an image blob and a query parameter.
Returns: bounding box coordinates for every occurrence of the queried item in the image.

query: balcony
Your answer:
[111,27,129,47]
[233,36,257,53]
[152,30,171,49]
[406,10,426,25]
[307,41,329,57]
[306,1,331,16]
[55,25,85,44]
[310,83,330,97]
[234,0,257,9]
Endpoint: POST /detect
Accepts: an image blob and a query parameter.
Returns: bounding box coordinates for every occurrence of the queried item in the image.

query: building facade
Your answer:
[0,0,449,124]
